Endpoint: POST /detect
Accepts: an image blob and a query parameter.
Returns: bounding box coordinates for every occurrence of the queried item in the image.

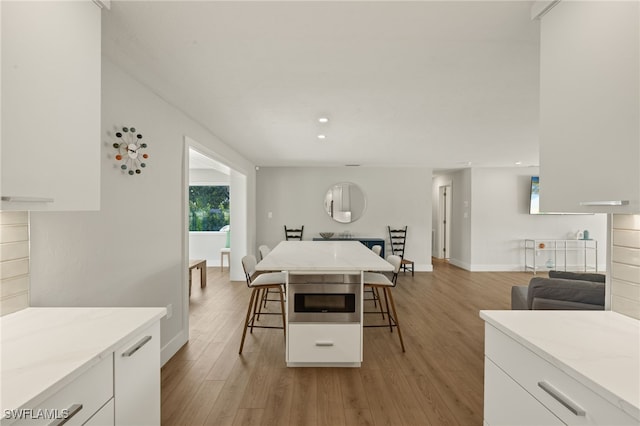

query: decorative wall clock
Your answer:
[112,126,148,175]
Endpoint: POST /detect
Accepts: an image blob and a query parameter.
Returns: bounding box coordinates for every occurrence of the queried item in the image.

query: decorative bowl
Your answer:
[319,232,334,239]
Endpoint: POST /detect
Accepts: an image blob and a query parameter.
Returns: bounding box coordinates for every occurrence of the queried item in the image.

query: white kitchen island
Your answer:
[481,310,640,425]
[1,307,166,425]
[257,241,392,367]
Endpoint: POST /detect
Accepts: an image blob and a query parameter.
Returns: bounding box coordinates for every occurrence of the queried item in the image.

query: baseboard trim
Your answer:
[161,329,188,366]
[469,264,524,272]
[414,263,433,272]
[448,258,471,271]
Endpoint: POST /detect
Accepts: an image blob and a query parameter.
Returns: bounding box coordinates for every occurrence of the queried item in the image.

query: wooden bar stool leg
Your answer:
[239,288,258,354]
[374,287,385,319]
[381,287,393,332]
[278,286,286,340]
[385,288,405,352]
[251,288,262,332]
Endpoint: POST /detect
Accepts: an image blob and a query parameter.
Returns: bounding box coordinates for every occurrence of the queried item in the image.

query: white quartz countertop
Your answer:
[256,240,394,272]
[480,310,640,421]
[0,307,166,415]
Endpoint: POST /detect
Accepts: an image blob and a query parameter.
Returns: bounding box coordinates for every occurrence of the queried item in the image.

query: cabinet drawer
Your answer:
[288,323,360,363]
[12,355,113,425]
[485,357,563,426]
[485,325,637,425]
[83,398,113,426]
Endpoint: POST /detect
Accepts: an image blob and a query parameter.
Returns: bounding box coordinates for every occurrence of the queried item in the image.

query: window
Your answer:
[189,186,229,231]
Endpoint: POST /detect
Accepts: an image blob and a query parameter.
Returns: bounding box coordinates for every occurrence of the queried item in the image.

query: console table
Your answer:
[312,237,385,258]
[524,239,598,274]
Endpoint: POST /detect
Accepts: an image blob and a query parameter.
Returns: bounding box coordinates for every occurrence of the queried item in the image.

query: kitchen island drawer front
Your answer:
[11,355,113,426]
[484,357,563,426]
[289,323,360,363]
[486,324,638,425]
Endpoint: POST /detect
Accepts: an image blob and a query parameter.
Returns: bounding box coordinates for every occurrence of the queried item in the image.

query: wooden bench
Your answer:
[188,259,207,296]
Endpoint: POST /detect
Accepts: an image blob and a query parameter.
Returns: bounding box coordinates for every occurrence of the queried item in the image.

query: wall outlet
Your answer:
[166,304,173,319]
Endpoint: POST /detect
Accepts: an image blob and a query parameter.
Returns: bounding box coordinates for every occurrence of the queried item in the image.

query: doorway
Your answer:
[437,184,452,259]
[182,136,248,343]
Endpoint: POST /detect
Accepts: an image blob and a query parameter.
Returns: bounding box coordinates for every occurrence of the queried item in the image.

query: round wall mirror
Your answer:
[323,182,366,223]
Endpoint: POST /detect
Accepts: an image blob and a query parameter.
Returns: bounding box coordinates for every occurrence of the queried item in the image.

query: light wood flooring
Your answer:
[161,260,532,426]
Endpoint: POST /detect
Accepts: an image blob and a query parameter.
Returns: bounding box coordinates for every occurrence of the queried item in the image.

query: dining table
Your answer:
[256,240,392,367]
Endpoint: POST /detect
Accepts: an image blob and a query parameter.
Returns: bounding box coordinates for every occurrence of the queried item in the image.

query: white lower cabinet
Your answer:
[484,324,638,425]
[12,356,113,425]
[485,357,563,426]
[84,399,114,426]
[114,322,161,426]
[288,323,360,364]
[1,309,165,426]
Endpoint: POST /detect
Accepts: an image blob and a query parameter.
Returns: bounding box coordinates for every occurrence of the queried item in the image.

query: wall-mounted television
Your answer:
[529,176,540,214]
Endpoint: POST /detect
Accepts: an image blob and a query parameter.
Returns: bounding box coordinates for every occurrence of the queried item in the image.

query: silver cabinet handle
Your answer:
[579,200,629,206]
[1,196,54,203]
[122,335,152,357]
[315,341,334,347]
[48,403,83,426]
[538,381,586,416]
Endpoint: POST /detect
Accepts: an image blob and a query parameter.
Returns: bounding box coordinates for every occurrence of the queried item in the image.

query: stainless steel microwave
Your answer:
[288,283,360,323]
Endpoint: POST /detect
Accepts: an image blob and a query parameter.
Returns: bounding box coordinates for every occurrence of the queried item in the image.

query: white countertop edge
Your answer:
[1,307,166,415]
[479,310,640,421]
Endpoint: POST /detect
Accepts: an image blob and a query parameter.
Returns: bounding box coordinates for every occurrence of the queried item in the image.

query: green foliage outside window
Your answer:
[189,186,230,231]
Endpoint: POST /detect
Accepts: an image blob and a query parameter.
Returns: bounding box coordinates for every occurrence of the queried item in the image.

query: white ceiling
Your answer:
[103,1,540,169]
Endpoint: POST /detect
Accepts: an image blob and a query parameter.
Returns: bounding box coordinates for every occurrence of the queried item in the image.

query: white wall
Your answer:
[189,232,227,266]
[435,167,607,272]
[28,58,256,364]
[189,168,229,185]
[256,167,433,271]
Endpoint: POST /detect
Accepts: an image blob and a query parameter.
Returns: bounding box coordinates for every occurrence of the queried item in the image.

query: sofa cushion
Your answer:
[527,277,605,310]
[531,297,604,310]
[548,270,605,283]
[511,286,529,310]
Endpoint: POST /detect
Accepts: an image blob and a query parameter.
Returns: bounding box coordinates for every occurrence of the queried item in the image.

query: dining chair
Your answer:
[388,226,414,276]
[284,225,304,240]
[239,255,286,354]
[363,255,405,352]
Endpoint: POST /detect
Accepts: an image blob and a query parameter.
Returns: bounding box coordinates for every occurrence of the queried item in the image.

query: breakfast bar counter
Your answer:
[257,241,392,367]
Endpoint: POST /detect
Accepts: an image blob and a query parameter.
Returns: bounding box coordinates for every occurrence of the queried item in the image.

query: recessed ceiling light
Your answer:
[318,117,329,123]
[515,161,523,165]
[317,134,326,139]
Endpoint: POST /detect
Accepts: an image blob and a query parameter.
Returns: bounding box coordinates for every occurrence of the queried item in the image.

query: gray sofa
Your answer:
[511,270,605,310]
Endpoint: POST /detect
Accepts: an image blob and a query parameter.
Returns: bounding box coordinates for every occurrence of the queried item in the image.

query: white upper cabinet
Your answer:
[538,0,640,213]
[1,0,101,211]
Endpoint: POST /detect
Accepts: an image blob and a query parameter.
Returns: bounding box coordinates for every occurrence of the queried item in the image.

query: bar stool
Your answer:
[239,255,286,354]
[364,245,385,319]
[364,255,405,352]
